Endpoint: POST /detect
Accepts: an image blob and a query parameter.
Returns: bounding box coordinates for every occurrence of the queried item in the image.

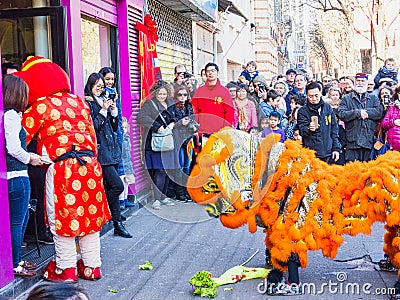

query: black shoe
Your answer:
[38,232,54,245]
[121,215,127,221]
[113,221,132,238]
[175,195,188,203]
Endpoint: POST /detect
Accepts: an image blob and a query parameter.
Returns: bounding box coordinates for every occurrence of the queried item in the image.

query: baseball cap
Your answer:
[286,68,297,75]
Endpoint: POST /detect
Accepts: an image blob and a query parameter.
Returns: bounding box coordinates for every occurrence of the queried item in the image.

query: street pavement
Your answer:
[19,201,399,299]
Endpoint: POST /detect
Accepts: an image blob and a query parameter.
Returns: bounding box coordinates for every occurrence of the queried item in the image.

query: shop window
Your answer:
[81,17,115,82]
[0,5,66,69]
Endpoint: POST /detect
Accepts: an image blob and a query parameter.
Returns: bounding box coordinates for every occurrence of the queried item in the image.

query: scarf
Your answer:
[175,101,185,110]
[238,106,249,131]
[307,98,324,112]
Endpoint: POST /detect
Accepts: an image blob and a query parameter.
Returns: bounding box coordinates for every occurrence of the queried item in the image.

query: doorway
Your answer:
[0,6,66,70]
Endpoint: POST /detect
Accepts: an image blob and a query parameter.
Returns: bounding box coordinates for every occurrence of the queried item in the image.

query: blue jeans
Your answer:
[8,176,30,268]
[179,146,192,175]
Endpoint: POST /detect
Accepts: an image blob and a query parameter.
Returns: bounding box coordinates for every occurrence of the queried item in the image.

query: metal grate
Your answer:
[22,242,55,267]
[148,0,193,50]
[127,4,150,192]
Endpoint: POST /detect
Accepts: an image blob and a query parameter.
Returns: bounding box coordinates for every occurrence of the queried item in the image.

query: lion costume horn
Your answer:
[14,56,71,107]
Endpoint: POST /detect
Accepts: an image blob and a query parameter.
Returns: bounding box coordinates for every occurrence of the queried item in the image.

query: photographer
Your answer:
[84,73,132,238]
[379,85,393,112]
[285,73,307,116]
[172,64,190,89]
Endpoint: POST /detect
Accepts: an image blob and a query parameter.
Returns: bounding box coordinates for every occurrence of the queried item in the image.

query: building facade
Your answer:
[0,0,145,288]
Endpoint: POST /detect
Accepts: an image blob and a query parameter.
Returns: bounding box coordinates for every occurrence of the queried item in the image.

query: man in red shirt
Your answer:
[192,62,234,136]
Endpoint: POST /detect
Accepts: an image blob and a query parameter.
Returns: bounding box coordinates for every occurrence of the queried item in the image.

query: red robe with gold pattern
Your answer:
[22,92,111,237]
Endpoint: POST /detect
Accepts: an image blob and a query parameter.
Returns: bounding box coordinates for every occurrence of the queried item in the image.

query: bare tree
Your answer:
[305,0,353,24]
[308,0,400,72]
[354,0,400,71]
[309,24,331,74]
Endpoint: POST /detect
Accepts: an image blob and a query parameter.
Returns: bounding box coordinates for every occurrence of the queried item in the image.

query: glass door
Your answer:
[0,6,66,71]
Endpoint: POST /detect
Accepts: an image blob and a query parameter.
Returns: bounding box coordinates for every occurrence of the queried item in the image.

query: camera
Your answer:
[109,93,116,101]
[179,72,191,79]
[188,119,200,132]
[258,84,266,93]
[383,95,391,106]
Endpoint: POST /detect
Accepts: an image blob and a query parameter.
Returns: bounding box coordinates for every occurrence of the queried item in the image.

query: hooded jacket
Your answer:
[381,103,400,151]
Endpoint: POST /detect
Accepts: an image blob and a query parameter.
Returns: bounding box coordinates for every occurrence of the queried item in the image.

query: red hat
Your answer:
[14,56,71,107]
[355,73,368,80]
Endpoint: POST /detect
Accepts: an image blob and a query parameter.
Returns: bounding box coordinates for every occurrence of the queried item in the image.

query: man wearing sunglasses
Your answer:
[191,62,234,139]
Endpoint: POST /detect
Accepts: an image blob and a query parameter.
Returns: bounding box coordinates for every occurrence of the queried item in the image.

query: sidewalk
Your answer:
[15,201,399,299]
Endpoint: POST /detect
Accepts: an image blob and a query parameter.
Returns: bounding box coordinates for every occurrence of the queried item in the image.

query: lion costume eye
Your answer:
[202,177,221,194]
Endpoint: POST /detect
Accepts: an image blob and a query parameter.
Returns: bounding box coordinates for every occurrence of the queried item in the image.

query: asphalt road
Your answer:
[74,201,398,300]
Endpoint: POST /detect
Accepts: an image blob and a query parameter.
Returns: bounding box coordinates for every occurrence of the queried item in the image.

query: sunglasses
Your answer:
[177,93,188,97]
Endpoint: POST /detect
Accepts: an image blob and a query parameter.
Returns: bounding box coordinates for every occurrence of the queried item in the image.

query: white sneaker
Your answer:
[152,200,161,210]
[159,198,175,206]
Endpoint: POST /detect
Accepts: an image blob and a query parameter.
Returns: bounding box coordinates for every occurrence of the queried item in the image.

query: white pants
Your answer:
[46,164,102,269]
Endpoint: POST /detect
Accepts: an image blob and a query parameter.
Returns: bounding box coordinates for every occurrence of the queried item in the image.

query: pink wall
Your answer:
[118,0,144,194]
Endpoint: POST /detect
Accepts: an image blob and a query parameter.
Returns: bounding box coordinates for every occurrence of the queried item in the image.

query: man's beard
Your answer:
[354,84,367,94]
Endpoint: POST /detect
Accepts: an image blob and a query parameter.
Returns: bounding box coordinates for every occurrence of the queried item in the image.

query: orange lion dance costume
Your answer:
[15,57,111,282]
[188,127,400,294]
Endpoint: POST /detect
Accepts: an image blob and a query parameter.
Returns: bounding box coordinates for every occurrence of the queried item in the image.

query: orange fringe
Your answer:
[188,128,400,272]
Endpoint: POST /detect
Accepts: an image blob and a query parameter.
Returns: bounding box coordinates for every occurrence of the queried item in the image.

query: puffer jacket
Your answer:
[381,104,400,151]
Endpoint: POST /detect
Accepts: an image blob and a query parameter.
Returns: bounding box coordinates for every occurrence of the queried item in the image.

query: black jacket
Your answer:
[85,96,121,165]
[173,102,198,148]
[136,98,178,151]
[338,91,383,149]
[297,99,340,159]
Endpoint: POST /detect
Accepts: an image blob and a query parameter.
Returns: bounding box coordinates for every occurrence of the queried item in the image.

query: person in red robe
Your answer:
[15,56,111,282]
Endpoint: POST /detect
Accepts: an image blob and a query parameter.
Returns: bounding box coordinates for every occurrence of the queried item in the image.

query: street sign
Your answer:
[293,50,305,56]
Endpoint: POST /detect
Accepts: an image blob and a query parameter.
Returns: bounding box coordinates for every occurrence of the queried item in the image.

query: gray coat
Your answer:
[338,91,383,150]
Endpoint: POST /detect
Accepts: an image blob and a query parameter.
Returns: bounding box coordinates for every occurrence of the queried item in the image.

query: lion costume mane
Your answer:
[188,127,400,276]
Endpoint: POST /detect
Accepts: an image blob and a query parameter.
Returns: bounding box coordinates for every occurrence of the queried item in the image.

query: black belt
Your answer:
[53,145,94,166]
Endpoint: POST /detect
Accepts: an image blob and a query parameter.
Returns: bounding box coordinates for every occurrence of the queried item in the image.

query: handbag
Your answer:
[149,101,175,152]
[369,137,390,160]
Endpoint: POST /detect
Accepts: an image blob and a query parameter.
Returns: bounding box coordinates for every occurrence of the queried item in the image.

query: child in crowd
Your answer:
[325,87,342,110]
[374,58,398,89]
[248,127,259,136]
[293,129,301,142]
[260,89,279,118]
[285,106,299,141]
[259,117,269,132]
[119,117,136,209]
[261,111,286,142]
[260,89,288,129]
[238,61,259,85]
